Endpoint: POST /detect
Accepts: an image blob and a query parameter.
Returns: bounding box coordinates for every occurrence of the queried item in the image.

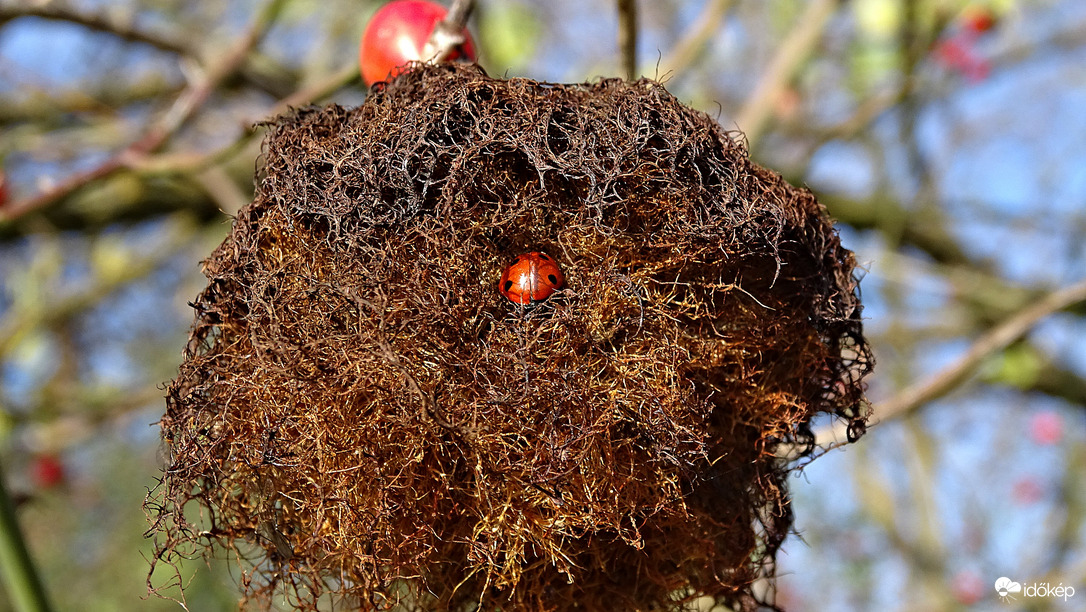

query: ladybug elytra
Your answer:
[499,251,564,304]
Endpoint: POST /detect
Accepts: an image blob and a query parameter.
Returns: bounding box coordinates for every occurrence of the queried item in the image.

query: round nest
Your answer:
[148,64,871,611]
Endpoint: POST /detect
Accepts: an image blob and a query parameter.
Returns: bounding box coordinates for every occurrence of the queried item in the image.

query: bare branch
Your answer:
[265,64,361,119]
[0,0,287,224]
[735,0,841,144]
[617,0,638,80]
[814,190,975,269]
[0,80,183,126]
[876,280,1086,420]
[807,279,1086,452]
[653,0,733,80]
[0,216,197,355]
[0,2,194,56]
[421,0,475,63]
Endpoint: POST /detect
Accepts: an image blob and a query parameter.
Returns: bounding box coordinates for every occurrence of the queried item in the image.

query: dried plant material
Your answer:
[147,64,871,611]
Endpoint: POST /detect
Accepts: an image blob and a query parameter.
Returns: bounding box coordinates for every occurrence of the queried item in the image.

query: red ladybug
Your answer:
[499,251,564,304]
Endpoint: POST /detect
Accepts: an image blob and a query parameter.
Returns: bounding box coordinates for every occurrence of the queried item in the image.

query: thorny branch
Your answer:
[0,2,194,56]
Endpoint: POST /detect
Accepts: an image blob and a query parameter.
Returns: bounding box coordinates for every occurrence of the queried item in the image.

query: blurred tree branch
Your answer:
[0,80,183,126]
[0,2,194,56]
[736,0,841,144]
[0,2,301,100]
[0,457,54,612]
[0,215,198,358]
[817,190,975,268]
[652,0,733,80]
[1027,361,1086,407]
[0,58,358,241]
[0,0,288,225]
[808,279,1086,451]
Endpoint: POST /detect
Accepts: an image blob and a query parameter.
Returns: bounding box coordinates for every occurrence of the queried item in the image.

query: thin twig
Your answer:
[801,279,1086,454]
[0,80,183,125]
[877,279,1086,421]
[0,3,193,56]
[617,0,638,80]
[0,4,305,101]
[734,0,840,145]
[422,0,475,62]
[267,64,361,117]
[132,63,360,175]
[0,0,287,224]
[784,85,908,146]
[0,217,196,355]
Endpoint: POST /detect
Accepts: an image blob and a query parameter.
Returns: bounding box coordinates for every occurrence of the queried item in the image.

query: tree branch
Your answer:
[0,0,287,225]
[808,279,1086,452]
[0,216,198,355]
[735,0,841,145]
[653,0,733,80]
[422,0,474,63]
[0,2,194,56]
[0,80,183,126]
[617,0,638,80]
[0,457,54,612]
[814,190,975,268]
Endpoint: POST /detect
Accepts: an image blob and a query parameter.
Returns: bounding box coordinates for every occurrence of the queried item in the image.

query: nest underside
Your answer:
[149,64,871,612]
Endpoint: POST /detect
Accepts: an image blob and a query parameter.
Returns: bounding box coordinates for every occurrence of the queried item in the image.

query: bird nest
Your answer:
[147,64,871,611]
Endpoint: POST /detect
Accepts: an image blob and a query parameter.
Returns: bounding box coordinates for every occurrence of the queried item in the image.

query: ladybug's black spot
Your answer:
[538,253,550,260]
[503,280,513,292]
[547,274,558,284]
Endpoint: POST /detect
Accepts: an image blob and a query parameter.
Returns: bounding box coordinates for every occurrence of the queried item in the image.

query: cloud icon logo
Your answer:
[995,577,1022,601]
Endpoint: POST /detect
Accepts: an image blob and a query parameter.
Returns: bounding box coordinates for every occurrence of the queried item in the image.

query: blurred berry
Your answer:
[951,570,985,605]
[1029,410,1063,446]
[30,454,65,489]
[1011,477,1044,505]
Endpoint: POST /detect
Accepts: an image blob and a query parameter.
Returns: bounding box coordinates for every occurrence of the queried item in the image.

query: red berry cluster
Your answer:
[933,8,999,82]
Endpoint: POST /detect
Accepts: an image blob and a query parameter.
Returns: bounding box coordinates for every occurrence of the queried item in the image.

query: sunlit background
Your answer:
[1,0,1084,610]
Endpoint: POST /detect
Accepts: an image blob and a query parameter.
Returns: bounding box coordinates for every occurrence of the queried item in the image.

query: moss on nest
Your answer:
[147,64,871,611]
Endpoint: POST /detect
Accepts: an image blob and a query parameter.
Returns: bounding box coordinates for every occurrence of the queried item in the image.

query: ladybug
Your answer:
[499,251,565,304]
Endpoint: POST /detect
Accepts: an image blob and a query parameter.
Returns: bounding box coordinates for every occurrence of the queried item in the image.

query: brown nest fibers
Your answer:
[147,63,872,611]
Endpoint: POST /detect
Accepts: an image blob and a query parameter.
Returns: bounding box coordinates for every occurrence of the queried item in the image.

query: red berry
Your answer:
[961,7,997,34]
[1011,477,1044,505]
[499,251,565,305]
[951,570,985,605]
[933,37,991,83]
[30,454,65,489]
[1029,410,1062,445]
[0,170,8,207]
[359,0,477,86]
